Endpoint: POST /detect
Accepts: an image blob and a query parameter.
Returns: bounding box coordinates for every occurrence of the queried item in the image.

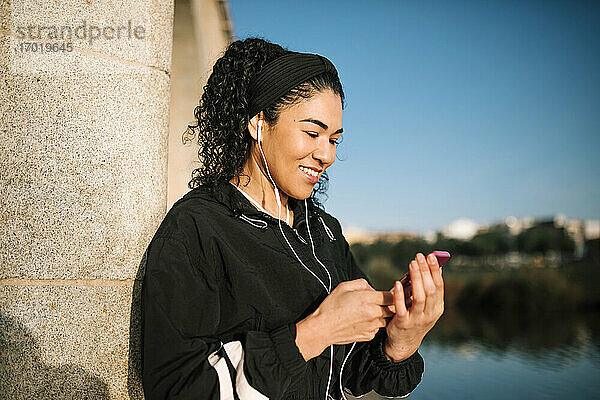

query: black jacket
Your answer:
[141,181,424,400]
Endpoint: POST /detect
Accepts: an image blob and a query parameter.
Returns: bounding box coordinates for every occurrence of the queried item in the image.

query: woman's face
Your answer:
[260,89,343,200]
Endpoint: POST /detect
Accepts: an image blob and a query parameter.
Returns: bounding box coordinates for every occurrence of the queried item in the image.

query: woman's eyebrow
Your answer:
[299,118,343,134]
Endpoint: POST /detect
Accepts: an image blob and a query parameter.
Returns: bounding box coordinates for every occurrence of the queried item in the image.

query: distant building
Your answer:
[342,226,374,244]
[441,218,481,240]
[342,226,418,245]
[584,220,600,240]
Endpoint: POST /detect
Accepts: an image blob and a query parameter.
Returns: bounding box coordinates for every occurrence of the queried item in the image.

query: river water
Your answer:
[349,327,599,400]
[411,335,600,399]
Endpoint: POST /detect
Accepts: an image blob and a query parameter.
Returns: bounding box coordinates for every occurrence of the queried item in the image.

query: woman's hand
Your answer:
[384,253,444,362]
[295,278,394,361]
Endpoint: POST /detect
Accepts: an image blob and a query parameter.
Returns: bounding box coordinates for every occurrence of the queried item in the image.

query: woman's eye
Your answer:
[330,137,342,145]
[305,131,341,145]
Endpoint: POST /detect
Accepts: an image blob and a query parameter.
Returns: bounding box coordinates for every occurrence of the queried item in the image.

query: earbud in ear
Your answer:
[257,119,263,143]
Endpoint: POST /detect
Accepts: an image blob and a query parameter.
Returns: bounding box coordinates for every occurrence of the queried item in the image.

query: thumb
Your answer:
[393,280,408,317]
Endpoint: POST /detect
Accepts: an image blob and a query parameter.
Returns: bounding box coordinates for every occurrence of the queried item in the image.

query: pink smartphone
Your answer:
[430,250,451,267]
[394,251,451,307]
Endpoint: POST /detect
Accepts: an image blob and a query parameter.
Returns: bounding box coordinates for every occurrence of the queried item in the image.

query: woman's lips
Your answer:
[299,166,319,184]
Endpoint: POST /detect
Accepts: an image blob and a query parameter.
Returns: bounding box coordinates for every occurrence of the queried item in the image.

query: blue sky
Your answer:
[228,0,599,233]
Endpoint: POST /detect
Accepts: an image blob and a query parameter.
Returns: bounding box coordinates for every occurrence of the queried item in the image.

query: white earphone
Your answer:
[257,118,263,143]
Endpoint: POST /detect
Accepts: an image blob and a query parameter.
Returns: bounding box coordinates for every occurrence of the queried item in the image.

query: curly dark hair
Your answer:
[183,37,345,208]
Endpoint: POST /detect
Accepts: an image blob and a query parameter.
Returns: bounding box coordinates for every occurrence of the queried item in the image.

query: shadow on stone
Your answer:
[127,248,148,400]
[0,311,110,400]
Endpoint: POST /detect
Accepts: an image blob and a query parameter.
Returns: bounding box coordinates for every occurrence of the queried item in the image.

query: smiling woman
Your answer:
[184,39,346,212]
[141,37,440,400]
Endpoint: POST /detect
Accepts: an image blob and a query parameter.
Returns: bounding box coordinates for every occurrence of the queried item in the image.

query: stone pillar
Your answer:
[0,0,174,398]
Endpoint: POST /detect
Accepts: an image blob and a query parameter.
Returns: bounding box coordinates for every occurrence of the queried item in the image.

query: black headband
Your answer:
[247,52,339,119]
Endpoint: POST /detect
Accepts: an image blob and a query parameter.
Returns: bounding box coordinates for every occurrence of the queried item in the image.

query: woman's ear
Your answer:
[248,114,259,142]
[247,112,264,142]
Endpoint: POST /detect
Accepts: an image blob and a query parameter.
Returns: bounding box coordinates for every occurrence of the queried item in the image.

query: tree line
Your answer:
[349,221,599,271]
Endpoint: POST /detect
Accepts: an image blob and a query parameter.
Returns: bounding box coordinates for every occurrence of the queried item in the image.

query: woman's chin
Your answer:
[284,185,314,201]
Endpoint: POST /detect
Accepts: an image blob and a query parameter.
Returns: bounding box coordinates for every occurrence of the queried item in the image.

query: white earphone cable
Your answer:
[305,198,356,400]
[304,198,333,293]
[257,123,330,294]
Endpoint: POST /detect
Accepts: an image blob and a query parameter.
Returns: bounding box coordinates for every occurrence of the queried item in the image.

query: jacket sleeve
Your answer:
[336,228,425,398]
[142,235,308,400]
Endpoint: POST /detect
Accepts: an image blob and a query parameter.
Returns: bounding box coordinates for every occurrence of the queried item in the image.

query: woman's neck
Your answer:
[229,151,293,224]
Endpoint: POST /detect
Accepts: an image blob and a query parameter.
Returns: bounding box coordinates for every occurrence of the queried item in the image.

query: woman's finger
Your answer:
[421,253,444,321]
[364,290,394,306]
[409,259,425,314]
[393,280,408,317]
[428,253,444,289]
[418,253,437,302]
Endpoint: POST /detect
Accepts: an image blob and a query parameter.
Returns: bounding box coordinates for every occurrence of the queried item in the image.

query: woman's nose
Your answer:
[312,138,335,165]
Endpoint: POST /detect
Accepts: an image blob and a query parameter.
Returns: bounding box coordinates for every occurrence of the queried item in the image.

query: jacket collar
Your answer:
[207,181,322,233]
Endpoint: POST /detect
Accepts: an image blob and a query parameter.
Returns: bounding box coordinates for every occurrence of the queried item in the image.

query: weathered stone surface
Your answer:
[0,0,174,281]
[0,68,169,280]
[0,281,145,400]
[4,0,173,75]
